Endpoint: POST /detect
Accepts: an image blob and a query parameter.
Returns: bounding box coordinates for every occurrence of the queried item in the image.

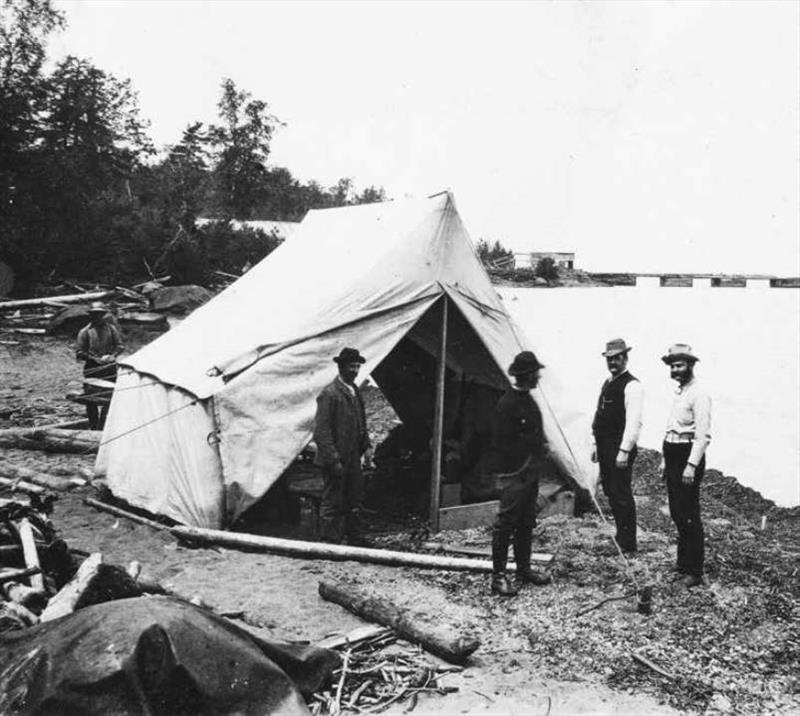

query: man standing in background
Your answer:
[661,343,711,588]
[314,347,371,546]
[591,338,643,554]
[75,301,125,429]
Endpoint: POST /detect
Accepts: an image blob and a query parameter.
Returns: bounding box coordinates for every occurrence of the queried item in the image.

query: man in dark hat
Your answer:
[661,343,711,588]
[313,347,371,545]
[75,302,125,429]
[590,338,643,554]
[489,350,552,597]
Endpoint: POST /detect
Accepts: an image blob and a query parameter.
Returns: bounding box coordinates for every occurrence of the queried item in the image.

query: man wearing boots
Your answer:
[489,350,552,597]
[661,343,711,588]
[313,348,371,546]
[591,338,643,554]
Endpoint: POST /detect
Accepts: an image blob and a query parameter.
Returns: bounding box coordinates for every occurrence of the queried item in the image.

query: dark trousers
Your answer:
[492,466,539,576]
[663,441,705,576]
[83,361,116,430]
[320,453,364,543]
[596,437,638,552]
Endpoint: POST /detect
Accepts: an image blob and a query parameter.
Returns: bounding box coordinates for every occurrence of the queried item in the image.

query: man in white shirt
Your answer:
[591,338,644,554]
[661,343,712,588]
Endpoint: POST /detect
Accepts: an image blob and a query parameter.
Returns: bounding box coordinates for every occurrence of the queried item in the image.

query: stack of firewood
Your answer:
[0,492,75,631]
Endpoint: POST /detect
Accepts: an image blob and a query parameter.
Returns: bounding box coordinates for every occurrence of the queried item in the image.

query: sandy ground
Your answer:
[2,332,798,715]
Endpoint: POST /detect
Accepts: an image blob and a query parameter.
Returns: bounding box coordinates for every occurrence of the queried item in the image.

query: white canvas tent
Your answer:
[97,193,593,528]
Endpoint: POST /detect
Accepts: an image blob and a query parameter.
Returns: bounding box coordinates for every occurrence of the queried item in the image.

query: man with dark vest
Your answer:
[489,350,552,597]
[591,338,643,554]
[313,347,371,546]
[661,343,711,588]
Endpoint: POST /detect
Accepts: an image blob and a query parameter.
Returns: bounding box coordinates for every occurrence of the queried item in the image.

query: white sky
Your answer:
[51,1,799,275]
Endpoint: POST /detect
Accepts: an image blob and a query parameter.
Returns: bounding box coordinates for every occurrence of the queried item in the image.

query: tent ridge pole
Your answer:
[429,294,448,531]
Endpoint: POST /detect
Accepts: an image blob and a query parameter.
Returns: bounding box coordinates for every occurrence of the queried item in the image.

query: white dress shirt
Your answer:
[665,378,712,465]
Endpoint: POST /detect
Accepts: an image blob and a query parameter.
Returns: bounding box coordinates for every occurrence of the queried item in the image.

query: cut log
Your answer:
[0,460,75,491]
[0,428,101,455]
[0,290,113,312]
[16,518,46,592]
[0,476,46,495]
[0,566,42,585]
[318,580,480,664]
[171,526,504,573]
[84,497,170,531]
[39,553,102,622]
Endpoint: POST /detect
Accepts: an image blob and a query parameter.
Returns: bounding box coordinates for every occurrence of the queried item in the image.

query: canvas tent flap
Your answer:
[215,297,437,523]
[97,369,224,527]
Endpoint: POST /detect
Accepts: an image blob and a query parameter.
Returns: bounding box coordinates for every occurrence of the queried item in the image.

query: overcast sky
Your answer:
[52,1,799,275]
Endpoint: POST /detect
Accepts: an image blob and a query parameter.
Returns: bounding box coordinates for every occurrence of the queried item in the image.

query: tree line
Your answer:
[0,0,385,293]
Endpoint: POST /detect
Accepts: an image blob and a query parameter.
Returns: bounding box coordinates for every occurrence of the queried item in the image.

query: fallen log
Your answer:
[0,460,75,491]
[84,497,170,531]
[0,476,46,495]
[16,518,46,593]
[171,526,504,573]
[39,553,102,622]
[318,580,480,664]
[0,566,42,585]
[0,290,113,312]
[0,428,101,455]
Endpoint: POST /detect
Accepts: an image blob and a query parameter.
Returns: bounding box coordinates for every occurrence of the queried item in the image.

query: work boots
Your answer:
[514,532,551,586]
[491,573,518,597]
[491,530,517,597]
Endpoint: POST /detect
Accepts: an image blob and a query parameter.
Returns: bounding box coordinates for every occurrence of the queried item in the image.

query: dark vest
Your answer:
[592,372,637,441]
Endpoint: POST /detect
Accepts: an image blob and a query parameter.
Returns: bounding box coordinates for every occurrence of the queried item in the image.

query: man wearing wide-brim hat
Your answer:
[661,343,711,588]
[591,338,644,554]
[313,348,371,546]
[75,302,125,430]
[488,350,552,597]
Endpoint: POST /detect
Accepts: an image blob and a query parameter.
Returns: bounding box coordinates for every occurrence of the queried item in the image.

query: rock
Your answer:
[708,518,733,529]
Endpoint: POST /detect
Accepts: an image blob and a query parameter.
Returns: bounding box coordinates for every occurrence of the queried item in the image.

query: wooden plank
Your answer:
[438,500,499,531]
[429,297,448,530]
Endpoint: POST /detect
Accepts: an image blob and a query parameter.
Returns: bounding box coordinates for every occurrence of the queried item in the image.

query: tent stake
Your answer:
[429,296,448,531]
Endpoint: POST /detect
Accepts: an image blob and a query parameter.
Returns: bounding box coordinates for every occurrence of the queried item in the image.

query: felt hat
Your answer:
[88,301,108,315]
[508,350,544,376]
[601,338,632,357]
[333,347,366,365]
[661,343,700,364]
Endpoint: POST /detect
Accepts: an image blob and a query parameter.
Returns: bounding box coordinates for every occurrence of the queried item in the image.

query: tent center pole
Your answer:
[429,296,448,531]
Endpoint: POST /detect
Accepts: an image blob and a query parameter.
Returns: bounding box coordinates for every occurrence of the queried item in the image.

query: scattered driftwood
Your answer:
[39,553,102,622]
[15,518,45,593]
[171,526,505,573]
[0,476,45,495]
[0,428,101,455]
[0,290,113,312]
[84,497,170,531]
[632,649,675,680]
[318,580,479,665]
[0,566,42,585]
[0,461,75,492]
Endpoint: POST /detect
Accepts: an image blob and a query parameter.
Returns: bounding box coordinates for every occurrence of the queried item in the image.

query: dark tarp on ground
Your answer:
[0,596,339,716]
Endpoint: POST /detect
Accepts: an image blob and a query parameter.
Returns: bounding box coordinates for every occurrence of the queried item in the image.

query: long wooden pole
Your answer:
[171,525,500,572]
[428,297,448,531]
[0,290,113,311]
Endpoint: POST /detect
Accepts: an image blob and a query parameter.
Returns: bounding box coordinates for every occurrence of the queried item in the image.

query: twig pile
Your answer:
[311,629,460,715]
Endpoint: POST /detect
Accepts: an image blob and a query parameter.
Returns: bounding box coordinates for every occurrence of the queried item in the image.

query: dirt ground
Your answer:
[2,331,799,715]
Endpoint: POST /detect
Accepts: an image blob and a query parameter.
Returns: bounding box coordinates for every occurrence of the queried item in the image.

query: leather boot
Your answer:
[491,573,518,597]
[514,531,551,586]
